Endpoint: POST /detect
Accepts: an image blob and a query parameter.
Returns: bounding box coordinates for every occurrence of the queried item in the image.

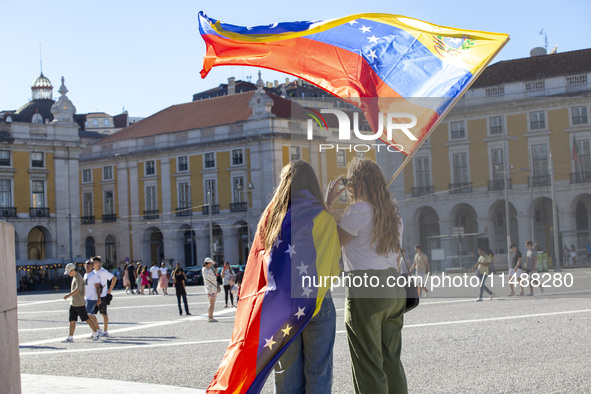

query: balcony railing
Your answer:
[29,207,49,218]
[176,207,193,217]
[449,182,472,194]
[0,207,17,218]
[570,171,591,184]
[102,213,117,222]
[411,185,434,197]
[488,178,512,191]
[143,210,160,220]
[81,215,95,224]
[202,205,220,215]
[230,202,247,212]
[529,175,551,187]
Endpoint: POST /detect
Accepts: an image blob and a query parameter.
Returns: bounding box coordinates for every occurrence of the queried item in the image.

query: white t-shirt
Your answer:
[160,267,167,276]
[94,267,115,297]
[150,266,160,279]
[339,201,402,272]
[83,271,101,301]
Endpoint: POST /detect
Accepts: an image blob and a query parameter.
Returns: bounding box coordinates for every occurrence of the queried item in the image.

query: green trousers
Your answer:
[345,268,408,394]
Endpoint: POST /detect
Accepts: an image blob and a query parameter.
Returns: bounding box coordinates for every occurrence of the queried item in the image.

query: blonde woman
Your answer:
[325,157,407,394]
[203,257,218,322]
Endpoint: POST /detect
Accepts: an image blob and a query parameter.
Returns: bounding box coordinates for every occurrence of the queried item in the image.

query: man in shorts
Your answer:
[93,256,117,337]
[84,260,103,338]
[411,245,431,297]
[508,243,524,296]
[62,263,100,342]
[524,240,542,295]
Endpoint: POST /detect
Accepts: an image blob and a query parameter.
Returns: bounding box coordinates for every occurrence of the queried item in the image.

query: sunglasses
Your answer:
[342,178,349,187]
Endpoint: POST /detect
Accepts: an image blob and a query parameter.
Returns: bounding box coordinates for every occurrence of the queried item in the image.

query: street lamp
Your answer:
[519,166,535,243]
[502,135,518,272]
[237,181,255,249]
[549,152,561,272]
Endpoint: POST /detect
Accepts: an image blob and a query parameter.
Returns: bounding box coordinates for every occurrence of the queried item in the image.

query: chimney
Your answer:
[228,77,236,95]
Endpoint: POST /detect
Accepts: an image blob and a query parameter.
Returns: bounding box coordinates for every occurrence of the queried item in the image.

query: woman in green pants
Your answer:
[325,157,407,394]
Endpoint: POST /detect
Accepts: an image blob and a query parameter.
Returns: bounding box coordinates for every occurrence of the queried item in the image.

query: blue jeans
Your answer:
[152,278,159,293]
[273,296,336,394]
[477,272,493,298]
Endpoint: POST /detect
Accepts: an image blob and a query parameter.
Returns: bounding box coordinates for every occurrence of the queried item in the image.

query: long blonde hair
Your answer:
[346,157,401,256]
[258,160,325,251]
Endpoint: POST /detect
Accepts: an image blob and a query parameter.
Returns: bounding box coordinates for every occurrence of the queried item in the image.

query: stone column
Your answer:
[0,221,21,393]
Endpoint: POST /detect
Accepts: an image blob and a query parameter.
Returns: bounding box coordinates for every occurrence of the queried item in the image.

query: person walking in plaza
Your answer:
[172,262,191,316]
[325,157,407,394]
[563,244,570,266]
[203,257,218,322]
[508,243,524,296]
[570,244,577,266]
[139,265,150,295]
[127,261,137,294]
[93,256,117,337]
[397,248,410,279]
[410,245,431,297]
[149,261,160,295]
[524,240,542,295]
[469,248,494,301]
[159,262,169,295]
[222,261,235,308]
[83,261,102,338]
[135,264,143,292]
[122,263,131,294]
[62,263,100,342]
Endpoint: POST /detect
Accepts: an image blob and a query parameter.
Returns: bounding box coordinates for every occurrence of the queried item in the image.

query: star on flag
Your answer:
[281,324,293,337]
[359,25,371,33]
[294,306,306,319]
[264,336,276,350]
[285,244,296,258]
[296,262,309,275]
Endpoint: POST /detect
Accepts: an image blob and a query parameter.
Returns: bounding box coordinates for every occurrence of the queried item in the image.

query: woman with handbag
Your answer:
[325,157,407,394]
[203,257,218,322]
[222,261,235,308]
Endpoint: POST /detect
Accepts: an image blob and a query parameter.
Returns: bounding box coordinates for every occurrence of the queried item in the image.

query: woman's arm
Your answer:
[337,225,355,246]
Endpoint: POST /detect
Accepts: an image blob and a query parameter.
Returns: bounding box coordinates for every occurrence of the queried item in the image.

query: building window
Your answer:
[0,150,10,166]
[530,111,546,130]
[233,177,244,203]
[575,139,591,175]
[146,185,157,211]
[337,150,346,167]
[32,180,45,208]
[205,179,217,204]
[489,116,503,135]
[93,119,98,127]
[204,153,215,168]
[103,119,109,126]
[415,157,431,187]
[532,144,549,177]
[104,190,114,215]
[232,149,244,165]
[452,153,468,184]
[572,106,588,125]
[31,152,44,168]
[491,149,505,180]
[145,160,155,176]
[178,182,191,209]
[0,180,11,207]
[450,121,465,139]
[103,166,113,180]
[82,169,92,183]
[83,192,93,217]
[178,156,188,172]
[290,146,301,161]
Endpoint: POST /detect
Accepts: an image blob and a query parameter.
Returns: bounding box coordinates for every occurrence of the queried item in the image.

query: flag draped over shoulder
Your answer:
[198,11,509,156]
[207,192,340,394]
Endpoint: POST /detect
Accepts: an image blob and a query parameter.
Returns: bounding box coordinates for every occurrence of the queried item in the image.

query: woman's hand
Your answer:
[325,175,346,206]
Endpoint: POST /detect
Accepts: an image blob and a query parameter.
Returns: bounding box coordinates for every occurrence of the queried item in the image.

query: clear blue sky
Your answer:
[1,0,589,117]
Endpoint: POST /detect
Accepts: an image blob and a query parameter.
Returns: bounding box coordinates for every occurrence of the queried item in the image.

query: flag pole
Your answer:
[385,36,510,187]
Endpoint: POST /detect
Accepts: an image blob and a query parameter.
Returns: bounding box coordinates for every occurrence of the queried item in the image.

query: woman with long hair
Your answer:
[140,266,150,295]
[203,257,218,322]
[325,157,406,394]
[172,262,191,316]
[221,261,235,308]
[122,263,131,294]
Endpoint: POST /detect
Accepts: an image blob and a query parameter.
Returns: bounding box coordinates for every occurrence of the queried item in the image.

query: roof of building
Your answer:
[98,90,306,144]
[472,48,591,88]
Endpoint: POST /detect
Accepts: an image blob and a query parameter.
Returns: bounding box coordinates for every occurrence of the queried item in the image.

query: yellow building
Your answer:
[395,48,591,269]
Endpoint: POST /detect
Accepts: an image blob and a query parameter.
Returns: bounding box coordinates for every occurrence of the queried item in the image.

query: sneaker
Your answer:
[97,329,102,337]
[208,318,218,323]
[92,332,101,341]
[476,297,483,302]
[527,292,534,296]
[62,336,74,343]
[101,331,109,337]
[489,293,495,300]
[186,312,192,315]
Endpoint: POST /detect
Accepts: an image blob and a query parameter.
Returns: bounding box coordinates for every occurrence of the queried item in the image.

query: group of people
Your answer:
[121,261,169,295]
[62,256,117,342]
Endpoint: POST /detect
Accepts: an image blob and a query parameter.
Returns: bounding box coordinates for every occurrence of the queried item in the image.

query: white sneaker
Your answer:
[97,329,103,337]
[476,297,483,302]
[62,336,74,343]
[101,331,109,337]
[92,331,101,341]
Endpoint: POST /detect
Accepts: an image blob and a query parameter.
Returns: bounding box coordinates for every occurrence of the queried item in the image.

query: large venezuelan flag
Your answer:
[207,192,340,393]
[198,12,508,156]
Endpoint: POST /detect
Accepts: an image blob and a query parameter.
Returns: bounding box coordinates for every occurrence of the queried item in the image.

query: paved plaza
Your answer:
[17,268,591,393]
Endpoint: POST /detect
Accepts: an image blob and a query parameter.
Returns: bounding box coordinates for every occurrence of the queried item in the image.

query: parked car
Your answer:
[184,266,203,286]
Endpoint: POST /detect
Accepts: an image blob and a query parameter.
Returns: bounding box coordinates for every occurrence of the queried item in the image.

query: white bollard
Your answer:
[0,221,21,393]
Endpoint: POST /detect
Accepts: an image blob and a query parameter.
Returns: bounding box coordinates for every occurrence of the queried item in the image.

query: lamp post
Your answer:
[208,188,214,261]
[237,181,255,250]
[502,135,518,272]
[549,152,561,272]
[520,166,535,243]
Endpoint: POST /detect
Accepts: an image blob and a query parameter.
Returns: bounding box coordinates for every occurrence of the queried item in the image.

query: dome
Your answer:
[31,73,53,100]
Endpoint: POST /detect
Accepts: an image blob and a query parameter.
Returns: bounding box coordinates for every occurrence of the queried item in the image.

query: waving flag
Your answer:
[198,12,508,156]
[207,192,340,393]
